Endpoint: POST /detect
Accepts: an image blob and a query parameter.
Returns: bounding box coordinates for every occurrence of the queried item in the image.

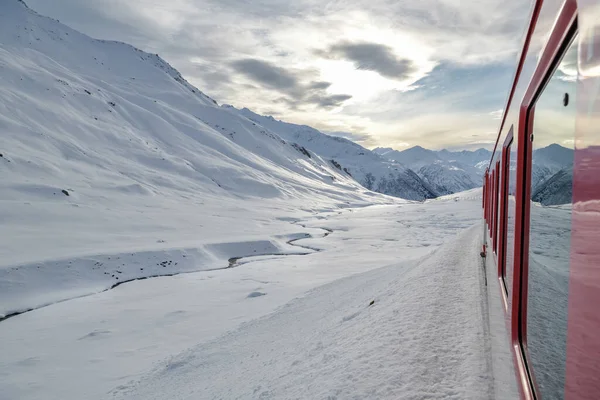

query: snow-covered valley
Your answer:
[0,2,520,399]
[1,192,485,400]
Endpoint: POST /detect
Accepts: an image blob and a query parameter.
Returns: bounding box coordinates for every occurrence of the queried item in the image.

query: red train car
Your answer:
[482,0,600,398]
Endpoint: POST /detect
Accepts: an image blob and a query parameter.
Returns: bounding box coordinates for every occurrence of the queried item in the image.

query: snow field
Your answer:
[1,196,482,400]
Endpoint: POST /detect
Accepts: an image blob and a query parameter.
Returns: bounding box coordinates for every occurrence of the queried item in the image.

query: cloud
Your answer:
[230,59,300,94]
[316,41,416,80]
[24,0,534,150]
[308,94,353,108]
[230,58,352,110]
[308,81,332,90]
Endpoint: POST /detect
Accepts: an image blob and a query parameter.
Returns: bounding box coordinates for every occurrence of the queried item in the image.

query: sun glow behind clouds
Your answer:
[25,0,531,150]
[273,10,437,102]
[315,60,398,102]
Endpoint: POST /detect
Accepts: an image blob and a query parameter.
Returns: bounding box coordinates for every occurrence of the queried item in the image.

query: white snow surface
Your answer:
[0,0,405,316]
[1,3,502,399]
[115,224,491,400]
[0,193,488,400]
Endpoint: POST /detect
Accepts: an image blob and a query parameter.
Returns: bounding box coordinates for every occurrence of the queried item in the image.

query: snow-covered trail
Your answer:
[0,191,482,400]
[116,225,490,400]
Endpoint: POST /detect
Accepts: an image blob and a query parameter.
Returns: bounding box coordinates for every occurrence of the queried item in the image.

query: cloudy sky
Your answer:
[27,0,532,150]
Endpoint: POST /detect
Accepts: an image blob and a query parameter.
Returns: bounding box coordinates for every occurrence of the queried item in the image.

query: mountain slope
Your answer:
[437,148,492,170]
[532,166,573,206]
[375,145,442,169]
[531,144,574,193]
[235,107,437,200]
[417,163,479,196]
[0,0,379,204]
[374,146,483,195]
[1,0,411,269]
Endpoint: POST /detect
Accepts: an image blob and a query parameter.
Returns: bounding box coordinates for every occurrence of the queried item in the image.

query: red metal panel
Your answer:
[487,173,491,226]
[492,169,496,245]
[489,173,493,226]
[489,170,493,231]
[494,160,501,253]
[564,0,600,397]
[490,171,494,228]
[512,1,578,399]
[492,169,496,242]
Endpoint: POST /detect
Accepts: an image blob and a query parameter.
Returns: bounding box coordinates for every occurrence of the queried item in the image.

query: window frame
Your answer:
[499,127,513,298]
[512,1,578,398]
[493,160,501,254]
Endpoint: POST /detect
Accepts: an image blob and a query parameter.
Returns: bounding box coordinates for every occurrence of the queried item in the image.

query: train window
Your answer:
[500,128,513,295]
[505,132,517,299]
[526,34,577,399]
[494,160,501,253]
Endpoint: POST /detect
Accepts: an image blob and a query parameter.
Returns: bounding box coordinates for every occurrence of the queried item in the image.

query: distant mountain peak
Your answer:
[543,143,569,150]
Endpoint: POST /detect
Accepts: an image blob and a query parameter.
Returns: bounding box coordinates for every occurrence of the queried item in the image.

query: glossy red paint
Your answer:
[490,169,495,243]
[483,0,583,398]
[564,0,600,396]
[494,160,500,253]
[515,1,577,397]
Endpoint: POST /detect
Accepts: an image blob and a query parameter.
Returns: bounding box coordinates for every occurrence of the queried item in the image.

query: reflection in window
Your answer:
[499,132,513,294]
[526,35,576,399]
[505,138,517,298]
[495,160,501,253]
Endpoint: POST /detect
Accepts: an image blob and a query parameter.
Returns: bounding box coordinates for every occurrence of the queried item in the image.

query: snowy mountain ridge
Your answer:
[374,146,488,195]
[375,143,575,198]
[233,106,437,200]
[3,0,417,272]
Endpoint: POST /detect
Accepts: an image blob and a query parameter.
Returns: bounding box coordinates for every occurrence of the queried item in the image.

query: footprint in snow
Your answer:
[78,329,111,340]
[247,291,266,298]
[342,311,360,322]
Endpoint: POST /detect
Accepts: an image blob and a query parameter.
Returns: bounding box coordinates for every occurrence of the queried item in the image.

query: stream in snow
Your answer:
[1,191,483,400]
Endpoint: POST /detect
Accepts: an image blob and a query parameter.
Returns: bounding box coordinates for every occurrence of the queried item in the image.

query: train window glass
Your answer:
[526,34,576,399]
[504,134,519,299]
[500,129,513,295]
[505,133,517,298]
[495,160,501,253]
[490,171,494,237]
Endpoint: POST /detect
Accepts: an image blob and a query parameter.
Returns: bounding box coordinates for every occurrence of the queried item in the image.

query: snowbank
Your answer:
[115,225,492,400]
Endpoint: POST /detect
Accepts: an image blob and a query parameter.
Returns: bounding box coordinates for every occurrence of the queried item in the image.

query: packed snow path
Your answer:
[0,191,487,400]
[115,225,491,400]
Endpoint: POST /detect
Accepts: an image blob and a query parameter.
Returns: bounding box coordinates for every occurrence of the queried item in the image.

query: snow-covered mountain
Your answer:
[532,166,573,206]
[234,107,437,200]
[530,144,574,205]
[531,144,573,187]
[0,0,439,203]
[375,143,575,199]
[437,148,492,168]
[534,143,574,170]
[0,0,413,213]
[374,145,441,169]
[374,146,487,195]
[416,163,478,196]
